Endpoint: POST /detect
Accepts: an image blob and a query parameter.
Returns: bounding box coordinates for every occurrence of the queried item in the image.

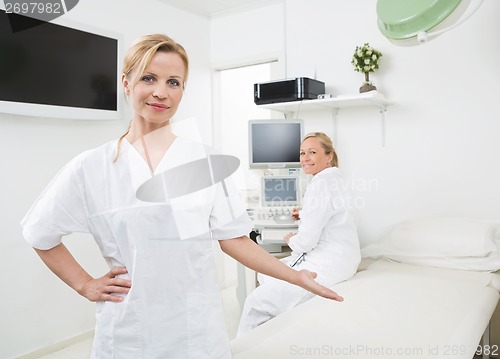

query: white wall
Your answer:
[210,2,285,68]
[0,0,211,357]
[211,0,500,245]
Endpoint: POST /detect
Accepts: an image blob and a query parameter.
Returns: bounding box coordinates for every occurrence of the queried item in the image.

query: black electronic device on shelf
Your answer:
[254,77,325,105]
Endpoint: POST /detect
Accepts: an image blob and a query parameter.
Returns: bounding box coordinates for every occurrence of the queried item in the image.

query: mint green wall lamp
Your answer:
[377,0,484,45]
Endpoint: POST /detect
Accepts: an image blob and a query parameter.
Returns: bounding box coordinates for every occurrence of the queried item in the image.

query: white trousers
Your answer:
[236,256,357,338]
[236,270,314,337]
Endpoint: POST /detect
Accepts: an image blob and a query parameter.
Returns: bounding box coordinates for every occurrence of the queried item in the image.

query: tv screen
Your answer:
[0,9,122,119]
[248,119,303,168]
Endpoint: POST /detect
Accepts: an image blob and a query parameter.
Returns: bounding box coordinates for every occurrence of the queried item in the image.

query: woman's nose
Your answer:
[153,86,168,99]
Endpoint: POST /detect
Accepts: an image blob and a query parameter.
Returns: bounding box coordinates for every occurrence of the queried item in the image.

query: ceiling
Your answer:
[154,0,279,17]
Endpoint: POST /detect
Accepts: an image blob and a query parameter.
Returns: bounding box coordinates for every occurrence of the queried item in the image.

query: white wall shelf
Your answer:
[257,91,391,113]
[257,91,393,145]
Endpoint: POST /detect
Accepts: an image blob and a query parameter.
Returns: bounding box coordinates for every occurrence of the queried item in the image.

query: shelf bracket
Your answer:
[379,105,387,147]
[332,108,339,146]
[282,111,297,120]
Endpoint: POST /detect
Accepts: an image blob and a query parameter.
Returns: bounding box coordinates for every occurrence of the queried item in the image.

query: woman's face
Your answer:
[300,137,332,175]
[122,51,186,128]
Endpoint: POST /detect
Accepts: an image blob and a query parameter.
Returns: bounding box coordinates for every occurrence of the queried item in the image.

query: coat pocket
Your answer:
[113,301,142,357]
[93,301,142,358]
[186,292,231,358]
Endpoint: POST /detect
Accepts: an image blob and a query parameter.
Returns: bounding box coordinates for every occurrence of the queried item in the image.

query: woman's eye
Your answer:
[167,79,180,87]
[141,75,155,83]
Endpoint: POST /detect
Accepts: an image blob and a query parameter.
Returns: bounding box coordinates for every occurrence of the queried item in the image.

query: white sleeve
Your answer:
[288,176,337,253]
[20,155,90,250]
[209,177,253,241]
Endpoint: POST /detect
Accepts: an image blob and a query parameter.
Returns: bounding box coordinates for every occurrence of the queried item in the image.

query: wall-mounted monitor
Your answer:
[248,119,303,169]
[0,9,122,120]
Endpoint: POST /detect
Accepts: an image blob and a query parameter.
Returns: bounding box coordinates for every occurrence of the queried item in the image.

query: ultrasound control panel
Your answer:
[248,207,297,229]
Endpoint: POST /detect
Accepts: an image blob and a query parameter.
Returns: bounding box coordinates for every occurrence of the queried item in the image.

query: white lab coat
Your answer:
[237,167,360,337]
[21,137,253,359]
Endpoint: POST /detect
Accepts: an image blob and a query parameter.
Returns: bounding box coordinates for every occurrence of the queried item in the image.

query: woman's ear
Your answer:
[122,73,130,95]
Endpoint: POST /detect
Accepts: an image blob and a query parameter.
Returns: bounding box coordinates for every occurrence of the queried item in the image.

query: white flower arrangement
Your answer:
[351,43,382,74]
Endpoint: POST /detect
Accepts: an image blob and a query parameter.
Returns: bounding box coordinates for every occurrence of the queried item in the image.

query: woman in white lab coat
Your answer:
[21,35,343,359]
[237,132,361,337]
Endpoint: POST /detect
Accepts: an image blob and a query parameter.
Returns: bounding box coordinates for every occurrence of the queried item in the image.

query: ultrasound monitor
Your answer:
[248,119,303,168]
[261,175,300,207]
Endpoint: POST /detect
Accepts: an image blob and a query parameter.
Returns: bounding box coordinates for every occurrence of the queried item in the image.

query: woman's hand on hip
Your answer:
[79,267,131,303]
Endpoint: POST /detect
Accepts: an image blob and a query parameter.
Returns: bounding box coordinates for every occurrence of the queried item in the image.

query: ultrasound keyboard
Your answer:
[248,207,298,229]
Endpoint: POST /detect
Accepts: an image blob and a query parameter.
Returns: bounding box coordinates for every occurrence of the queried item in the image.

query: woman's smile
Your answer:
[147,102,169,111]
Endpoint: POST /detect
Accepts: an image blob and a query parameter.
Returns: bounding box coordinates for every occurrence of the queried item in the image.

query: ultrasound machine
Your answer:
[248,175,301,253]
[246,118,304,252]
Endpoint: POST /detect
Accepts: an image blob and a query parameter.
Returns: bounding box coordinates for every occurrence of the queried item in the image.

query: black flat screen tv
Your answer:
[248,119,303,169]
[0,9,122,119]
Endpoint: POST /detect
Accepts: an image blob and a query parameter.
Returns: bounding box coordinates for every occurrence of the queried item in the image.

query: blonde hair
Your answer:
[115,34,189,162]
[302,132,339,167]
